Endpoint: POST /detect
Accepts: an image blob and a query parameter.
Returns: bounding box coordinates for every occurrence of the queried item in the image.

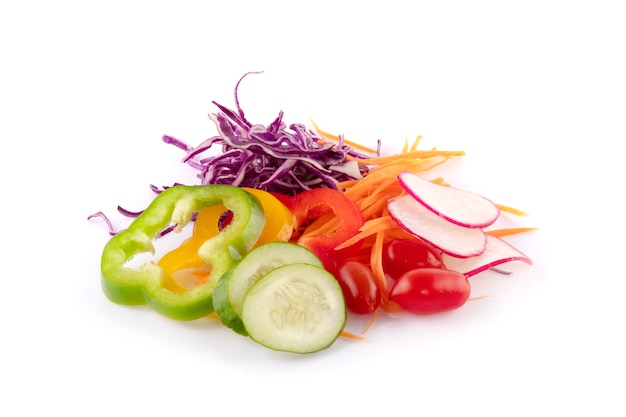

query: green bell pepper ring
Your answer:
[100,184,266,321]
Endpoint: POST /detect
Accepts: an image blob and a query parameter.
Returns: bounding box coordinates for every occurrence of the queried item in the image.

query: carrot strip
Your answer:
[361,308,379,334]
[341,178,388,200]
[396,134,423,154]
[370,230,388,304]
[335,216,397,250]
[299,214,341,239]
[401,137,409,154]
[342,138,379,155]
[370,229,403,312]
[365,156,453,179]
[359,176,400,204]
[338,159,427,190]
[337,179,360,189]
[496,204,529,216]
[468,295,491,301]
[340,330,367,341]
[485,227,537,237]
[429,176,447,185]
[340,161,432,201]
[309,119,379,154]
[410,135,423,151]
[355,149,464,166]
[361,195,400,220]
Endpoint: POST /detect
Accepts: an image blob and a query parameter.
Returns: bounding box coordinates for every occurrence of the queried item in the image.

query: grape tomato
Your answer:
[382,239,444,280]
[335,261,381,314]
[389,268,470,315]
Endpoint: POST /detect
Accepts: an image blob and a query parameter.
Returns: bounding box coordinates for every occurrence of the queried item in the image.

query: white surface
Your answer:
[2,1,625,416]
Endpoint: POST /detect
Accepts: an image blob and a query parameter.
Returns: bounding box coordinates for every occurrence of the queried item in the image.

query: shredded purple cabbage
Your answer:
[89,72,380,234]
[163,72,378,195]
[87,212,117,236]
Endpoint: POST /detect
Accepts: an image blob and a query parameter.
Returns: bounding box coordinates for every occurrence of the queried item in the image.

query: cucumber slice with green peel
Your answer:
[213,242,324,335]
[241,263,347,354]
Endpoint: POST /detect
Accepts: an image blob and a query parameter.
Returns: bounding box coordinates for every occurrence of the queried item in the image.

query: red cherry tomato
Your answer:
[382,239,444,280]
[335,261,381,314]
[389,268,470,315]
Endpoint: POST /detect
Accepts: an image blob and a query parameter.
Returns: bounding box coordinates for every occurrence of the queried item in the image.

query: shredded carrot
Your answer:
[355,149,465,166]
[309,119,379,155]
[354,156,450,182]
[410,135,423,151]
[335,216,397,250]
[336,178,360,189]
[485,227,537,237]
[359,176,403,208]
[341,163,453,206]
[429,177,448,185]
[401,136,409,154]
[359,308,379,335]
[371,229,403,312]
[360,193,400,220]
[468,295,491,301]
[400,134,423,153]
[298,213,341,240]
[496,204,529,216]
[369,229,388,304]
[340,330,367,341]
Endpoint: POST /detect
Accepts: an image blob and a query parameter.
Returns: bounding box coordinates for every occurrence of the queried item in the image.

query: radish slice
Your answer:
[398,172,500,228]
[387,194,487,258]
[442,235,533,277]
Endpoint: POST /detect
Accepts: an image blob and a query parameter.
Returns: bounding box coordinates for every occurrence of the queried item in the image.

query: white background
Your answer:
[2,1,624,416]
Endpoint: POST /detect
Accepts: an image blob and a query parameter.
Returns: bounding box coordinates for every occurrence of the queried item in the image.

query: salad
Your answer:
[89,72,534,354]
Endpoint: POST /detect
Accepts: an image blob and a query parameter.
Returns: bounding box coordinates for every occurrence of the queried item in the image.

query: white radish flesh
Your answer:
[398,172,500,228]
[387,194,487,258]
[442,234,533,277]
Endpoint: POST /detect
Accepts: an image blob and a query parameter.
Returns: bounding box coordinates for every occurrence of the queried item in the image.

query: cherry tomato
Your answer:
[389,268,470,315]
[335,261,381,314]
[382,239,444,280]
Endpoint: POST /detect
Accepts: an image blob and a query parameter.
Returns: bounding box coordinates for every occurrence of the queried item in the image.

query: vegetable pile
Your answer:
[90,72,534,354]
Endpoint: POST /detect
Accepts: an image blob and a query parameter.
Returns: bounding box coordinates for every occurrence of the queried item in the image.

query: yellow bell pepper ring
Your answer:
[243,188,293,246]
[157,204,226,293]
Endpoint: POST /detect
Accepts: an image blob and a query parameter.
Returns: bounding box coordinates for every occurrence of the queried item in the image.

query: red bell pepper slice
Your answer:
[272,188,365,272]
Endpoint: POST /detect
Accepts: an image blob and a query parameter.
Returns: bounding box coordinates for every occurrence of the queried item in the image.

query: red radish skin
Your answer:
[387,194,487,258]
[397,172,500,228]
[442,234,533,277]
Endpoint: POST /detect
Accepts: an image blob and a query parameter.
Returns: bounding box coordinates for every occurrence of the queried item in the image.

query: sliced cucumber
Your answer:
[241,263,346,354]
[212,242,323,335]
